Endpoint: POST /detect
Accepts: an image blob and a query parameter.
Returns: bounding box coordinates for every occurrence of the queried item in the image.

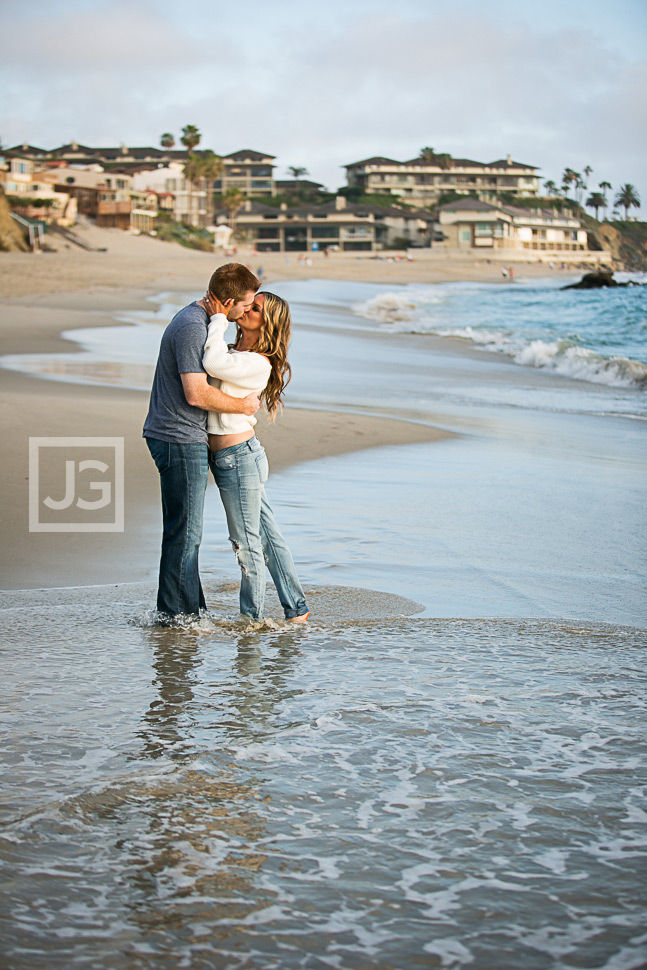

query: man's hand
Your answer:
[199,291,230,317]
[240,393,261,416]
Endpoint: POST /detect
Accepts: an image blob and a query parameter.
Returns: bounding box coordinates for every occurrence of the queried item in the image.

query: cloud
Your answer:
[1,1,644,204]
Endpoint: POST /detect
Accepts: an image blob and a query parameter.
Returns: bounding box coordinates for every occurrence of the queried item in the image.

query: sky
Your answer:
[2,0,646,212]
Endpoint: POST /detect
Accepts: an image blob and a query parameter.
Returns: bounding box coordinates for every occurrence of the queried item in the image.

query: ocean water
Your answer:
[1,584,646,969]
[2,276,647,966]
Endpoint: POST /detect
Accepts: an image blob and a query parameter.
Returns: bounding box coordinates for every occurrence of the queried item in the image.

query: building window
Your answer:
[311,227,339,239]
[475,223,493,236]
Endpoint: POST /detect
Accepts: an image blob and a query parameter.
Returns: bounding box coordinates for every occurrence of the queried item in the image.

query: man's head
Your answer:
[208,263,260,321]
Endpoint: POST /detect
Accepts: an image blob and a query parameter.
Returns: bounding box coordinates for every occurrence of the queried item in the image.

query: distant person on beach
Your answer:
[143,263,261,621]
[201,290,310,625]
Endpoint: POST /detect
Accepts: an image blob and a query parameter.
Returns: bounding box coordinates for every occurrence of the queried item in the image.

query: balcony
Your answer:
[97,200,131,215]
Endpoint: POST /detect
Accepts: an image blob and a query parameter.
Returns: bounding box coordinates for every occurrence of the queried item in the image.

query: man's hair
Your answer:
[209,263,260,302]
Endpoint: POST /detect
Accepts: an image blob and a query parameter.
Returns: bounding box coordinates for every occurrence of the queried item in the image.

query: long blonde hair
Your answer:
[234,291,292,419]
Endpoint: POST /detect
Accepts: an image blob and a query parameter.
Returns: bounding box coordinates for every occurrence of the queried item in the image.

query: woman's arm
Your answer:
[202,314,270,388]
[180,373,260,414]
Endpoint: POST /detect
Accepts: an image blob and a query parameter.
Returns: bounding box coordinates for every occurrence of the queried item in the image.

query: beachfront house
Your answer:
[436,198,589,254]
[214,196,430,252]
[1,156,75,225]
[38,165,132,221]
[345,154,540,206]
[214,150,277,198]
[5,143,278,199]
[132,165,207,226]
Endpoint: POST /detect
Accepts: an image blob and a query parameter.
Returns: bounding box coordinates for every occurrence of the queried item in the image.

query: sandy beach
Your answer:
[0,221,574,300]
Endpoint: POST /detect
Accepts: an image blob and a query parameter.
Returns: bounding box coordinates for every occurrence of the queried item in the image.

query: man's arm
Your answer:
[181,372,260,415]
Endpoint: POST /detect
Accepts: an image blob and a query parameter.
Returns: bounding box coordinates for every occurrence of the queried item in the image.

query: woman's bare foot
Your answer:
[289,612,310,624]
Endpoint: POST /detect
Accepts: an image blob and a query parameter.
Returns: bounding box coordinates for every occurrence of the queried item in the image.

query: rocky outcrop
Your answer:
[563,270,642,290]
[0,192,30,252]
[584,217,647,271]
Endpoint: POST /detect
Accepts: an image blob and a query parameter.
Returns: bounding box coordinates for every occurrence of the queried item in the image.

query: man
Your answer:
[143,263,260,620]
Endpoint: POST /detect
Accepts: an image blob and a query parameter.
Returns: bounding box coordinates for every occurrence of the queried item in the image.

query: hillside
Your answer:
[0,192,30,252]
[582,215,647,271]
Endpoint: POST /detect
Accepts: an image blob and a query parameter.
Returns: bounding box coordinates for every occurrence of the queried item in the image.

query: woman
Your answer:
[201,290,309,624]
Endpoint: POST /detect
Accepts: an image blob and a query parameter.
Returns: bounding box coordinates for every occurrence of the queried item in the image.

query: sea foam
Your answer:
[354,290,647,389]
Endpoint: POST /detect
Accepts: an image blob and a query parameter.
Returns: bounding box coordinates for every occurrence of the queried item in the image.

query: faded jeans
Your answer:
[209,437,308,621]
[146,437,209,618]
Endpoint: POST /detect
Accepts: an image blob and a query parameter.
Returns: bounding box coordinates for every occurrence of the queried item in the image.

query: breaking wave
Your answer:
[436,326,647,388]
[354,290,647,389]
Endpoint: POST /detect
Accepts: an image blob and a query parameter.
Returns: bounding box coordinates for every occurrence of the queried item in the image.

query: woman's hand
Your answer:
[200,292,228,317]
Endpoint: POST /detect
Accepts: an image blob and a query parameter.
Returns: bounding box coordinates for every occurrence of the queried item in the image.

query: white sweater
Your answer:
[202,313,271,435]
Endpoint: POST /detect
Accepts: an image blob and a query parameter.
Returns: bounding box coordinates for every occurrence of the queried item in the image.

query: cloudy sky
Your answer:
[3,0,646,211]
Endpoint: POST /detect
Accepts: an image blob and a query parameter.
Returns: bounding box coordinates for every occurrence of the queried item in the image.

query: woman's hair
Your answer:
[235,291,292,419]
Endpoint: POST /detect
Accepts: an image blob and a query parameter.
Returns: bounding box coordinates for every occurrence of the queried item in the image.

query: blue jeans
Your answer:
[209,437,308,621]
[146,438,209,617]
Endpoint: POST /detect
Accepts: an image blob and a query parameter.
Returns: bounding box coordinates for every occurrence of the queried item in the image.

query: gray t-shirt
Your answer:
[143,301,210,444]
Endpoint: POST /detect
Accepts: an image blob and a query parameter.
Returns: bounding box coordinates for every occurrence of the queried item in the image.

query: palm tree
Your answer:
[224,188,246,235]
[419,147,452,169]
[198,150,223,226]
[599,180,612,220]
[287,166,308,180]
[583,165,593,187]
[561,168,577,198]
[574,176,585,206]
[182,153,203,225]
[543,180,558,196]
[180,124,201,155]
[180,126,202,224]
[614,184,641,220]
[586,192,606,220]
[160,132,175,150]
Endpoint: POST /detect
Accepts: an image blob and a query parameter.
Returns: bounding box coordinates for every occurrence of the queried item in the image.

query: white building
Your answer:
[133,165,207,225]
[437,198,591,254]
[345,153,541,206]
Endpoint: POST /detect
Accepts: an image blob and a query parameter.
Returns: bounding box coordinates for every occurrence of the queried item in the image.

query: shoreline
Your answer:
[0,257,453,589]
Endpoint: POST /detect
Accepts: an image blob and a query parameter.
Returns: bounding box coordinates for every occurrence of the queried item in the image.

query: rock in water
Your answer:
[563,271,619,289]
[562,270,643,290]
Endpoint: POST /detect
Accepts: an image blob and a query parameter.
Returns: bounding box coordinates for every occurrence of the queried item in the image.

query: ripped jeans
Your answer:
[209,437,308,621]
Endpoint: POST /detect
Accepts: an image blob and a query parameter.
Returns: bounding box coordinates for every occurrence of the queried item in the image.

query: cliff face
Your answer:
[584,217,647,271]
[0,192,30,252]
